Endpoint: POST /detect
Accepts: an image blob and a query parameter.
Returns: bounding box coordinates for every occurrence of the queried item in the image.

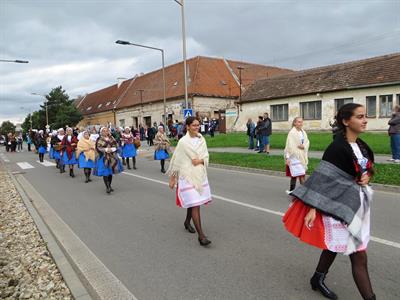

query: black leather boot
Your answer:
[70,168,75,178]
[310,272,338,300]
[365,294,376,300]
[126,158,131,169]
[84,170,89,183]
[132,157,137,170]
[103,177,111,194]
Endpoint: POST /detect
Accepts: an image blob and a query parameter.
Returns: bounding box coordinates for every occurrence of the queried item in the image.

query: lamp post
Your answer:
[173,0,189,110]
[31,93,49,128]
[0,59,29,63]
[115,40,167,125]
[137,89,144,125]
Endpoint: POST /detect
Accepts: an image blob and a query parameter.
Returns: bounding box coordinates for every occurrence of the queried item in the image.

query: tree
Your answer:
[0,121,16,135]
[23,86,83,130]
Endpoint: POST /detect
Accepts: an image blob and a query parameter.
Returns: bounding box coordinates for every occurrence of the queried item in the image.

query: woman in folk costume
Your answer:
[283,104,376,300]
[61,127,78,177]
[94,127,123,194]
[76,131,96,183]
[48,131,57,160]
[37,130,47,162]
[121,127,137,170]
[52,128,65,171]
[168,117,212,247]
[89,126,99,142]
[154,125,170,173]
[284,117,310,194]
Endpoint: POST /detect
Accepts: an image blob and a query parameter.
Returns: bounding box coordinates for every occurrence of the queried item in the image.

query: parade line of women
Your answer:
[31,106,376,299]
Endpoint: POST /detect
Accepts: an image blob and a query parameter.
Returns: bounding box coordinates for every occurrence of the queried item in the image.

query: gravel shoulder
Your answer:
[0,164,73,299]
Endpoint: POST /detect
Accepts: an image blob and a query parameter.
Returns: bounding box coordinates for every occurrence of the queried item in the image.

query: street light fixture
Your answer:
[173,0,189,110]
[115,40,167,125]
[31,93,49,128]
[0,59,29,63]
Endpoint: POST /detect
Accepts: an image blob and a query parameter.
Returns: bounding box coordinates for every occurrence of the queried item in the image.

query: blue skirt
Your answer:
[94,156,123,176]
[78,152,95,169]
[122,144,136,158]
[53,150,61,160]
[49,147,55,159]
[154,149,169,160]
[62,151,77,165]
[38,146,47,154]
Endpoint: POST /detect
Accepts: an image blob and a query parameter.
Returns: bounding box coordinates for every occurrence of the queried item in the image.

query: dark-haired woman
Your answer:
[94,127,123,194]
[61,127,78,177]
[37,130,47,162]
[121,127,137,170]
[168,117,212,247]
[283,103,376,300]
[154,125,170,173]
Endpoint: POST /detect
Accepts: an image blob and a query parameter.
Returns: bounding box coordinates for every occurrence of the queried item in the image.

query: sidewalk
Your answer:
[208,147,395,164]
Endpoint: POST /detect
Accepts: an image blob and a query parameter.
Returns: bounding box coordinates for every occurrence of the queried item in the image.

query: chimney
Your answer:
[117,77,127,88]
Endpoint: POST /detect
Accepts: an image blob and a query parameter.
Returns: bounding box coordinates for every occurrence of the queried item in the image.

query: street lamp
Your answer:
[115,40,167,125]
[0,59,29,63]
[31,93,49,128]
[173,0,189,110]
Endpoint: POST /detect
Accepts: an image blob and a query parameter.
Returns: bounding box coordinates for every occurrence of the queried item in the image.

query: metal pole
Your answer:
[138,90,144,125]
[181,0,189,109]
[45,101,49,127]
[0,59,29,63]
[161,50,167,125]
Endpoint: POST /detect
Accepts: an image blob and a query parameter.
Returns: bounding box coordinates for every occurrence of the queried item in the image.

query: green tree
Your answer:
[24,86,83,130]
[0,121,16,135]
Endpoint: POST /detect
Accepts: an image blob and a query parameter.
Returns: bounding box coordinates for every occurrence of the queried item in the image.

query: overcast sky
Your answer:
[1,0,399,124]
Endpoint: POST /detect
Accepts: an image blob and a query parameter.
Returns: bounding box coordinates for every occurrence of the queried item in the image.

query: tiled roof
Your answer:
[78,78,134,115]
[241,52,400,103]
[77,56,293,114]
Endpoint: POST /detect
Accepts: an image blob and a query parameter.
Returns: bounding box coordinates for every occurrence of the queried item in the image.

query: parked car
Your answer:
[0,135,5,145]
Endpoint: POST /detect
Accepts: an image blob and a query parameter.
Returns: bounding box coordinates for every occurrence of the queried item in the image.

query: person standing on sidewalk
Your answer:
[388,105,400,163]
[154,125,170,173]
[16,132,23,152]
[283,103,376,300]
[255,116,264,152]
[76,131,96,183]
[284,117,309,194]
[61,127,78,178]
[261,112,272,154]
[246,118,256,150]
[121,127,137,170]
[26,131,32,152]
[168,117,212,247]
[94,127,123,194]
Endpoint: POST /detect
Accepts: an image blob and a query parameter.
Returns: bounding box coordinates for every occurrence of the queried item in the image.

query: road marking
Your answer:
[17,162,35,169]
[0,153,10,162]
[36,160,56,167]
[122,171,400,250]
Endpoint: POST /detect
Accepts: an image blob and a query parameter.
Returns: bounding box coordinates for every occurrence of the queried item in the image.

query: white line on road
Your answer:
[36,160,56,167]
[122,171,400,250]
[17,162,35,169]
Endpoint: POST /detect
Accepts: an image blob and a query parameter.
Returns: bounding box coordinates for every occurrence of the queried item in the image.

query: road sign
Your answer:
[183,109,193,119]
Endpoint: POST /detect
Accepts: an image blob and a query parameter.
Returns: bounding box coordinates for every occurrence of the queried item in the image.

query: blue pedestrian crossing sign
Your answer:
[183,109,193,119]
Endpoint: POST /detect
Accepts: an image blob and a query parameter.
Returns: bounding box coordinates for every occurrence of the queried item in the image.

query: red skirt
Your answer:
[282,199,327,250]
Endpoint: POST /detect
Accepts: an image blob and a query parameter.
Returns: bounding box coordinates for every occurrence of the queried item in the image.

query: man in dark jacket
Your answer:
[258,113,272,153]
[388,105,400,163]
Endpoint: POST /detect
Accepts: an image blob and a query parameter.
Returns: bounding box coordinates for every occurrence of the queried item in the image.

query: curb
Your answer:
[9,172,138,300]
[8,169,92,300]
[209,163,400,193]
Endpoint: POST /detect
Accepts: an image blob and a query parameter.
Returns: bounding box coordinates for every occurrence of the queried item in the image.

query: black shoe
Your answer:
[161,168,166,174]
[88,178,92,182]
[133,165,137,170]
[310,272,338,300]
[198,237,211,247]
[106,187,111,194]
[184,222,196,234]
[110,186,114,192]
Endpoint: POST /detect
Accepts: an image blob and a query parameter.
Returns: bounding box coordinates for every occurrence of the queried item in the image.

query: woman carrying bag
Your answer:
[168,117,212,247]
[284,117,309,194]
[154,126,170,173]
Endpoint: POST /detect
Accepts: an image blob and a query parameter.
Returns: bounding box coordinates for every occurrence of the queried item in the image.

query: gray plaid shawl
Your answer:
[291,160,371,253]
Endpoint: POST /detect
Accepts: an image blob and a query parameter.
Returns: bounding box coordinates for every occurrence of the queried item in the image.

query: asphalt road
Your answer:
[1,147,399,300]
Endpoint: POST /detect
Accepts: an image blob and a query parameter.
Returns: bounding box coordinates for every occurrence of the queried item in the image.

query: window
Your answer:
[366,96,376,117]
[86,106,92,111]
[397,94,400,106]
[379,95,393,117]
[270,104,288,121]
[119,119,125,127]
[106,101,111,106]
[97,103,102,108]
[335,98,353,112]
[300,101,322,120]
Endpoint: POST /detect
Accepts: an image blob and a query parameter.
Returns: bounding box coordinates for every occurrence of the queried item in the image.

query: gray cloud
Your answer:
[1,0,399,123]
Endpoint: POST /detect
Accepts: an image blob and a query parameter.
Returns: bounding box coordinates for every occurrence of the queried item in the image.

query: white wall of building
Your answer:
[235,85,400,132]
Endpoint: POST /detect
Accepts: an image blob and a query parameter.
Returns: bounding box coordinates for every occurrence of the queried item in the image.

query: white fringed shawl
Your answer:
[284,127,310,169]
[167,132,209,192]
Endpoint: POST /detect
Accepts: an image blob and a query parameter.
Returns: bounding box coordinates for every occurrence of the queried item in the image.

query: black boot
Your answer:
[160,160,166,173]
[126,158,131,170]
[87,169,92,182]
[70,168,75,178]
[108,175,114,192]
[310,272,338,300]
[103,176,111,194]
[132,157,137,170]
[84,169,89,183]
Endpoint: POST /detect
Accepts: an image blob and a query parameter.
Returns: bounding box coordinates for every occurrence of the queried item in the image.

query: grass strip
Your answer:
[209,152,400,186]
